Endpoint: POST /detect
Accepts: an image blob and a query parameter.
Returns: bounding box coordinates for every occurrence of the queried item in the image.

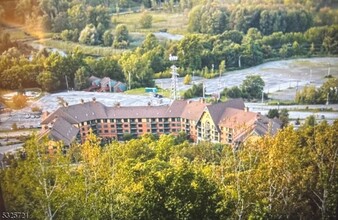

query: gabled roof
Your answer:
[219,108,257,129]
[206,99,245,125]
[41,101,108,124]
[178,100,207,120]
[49,117,79,145]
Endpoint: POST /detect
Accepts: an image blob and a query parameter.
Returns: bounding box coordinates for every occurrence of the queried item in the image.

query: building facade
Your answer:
[40,99,281,146]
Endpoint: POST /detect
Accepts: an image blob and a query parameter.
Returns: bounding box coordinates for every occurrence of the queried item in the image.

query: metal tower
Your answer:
[170,65,179,100]
[169,54,179,100]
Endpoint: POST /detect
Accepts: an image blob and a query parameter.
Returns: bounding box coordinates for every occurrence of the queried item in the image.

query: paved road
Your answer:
[0,144,23,154]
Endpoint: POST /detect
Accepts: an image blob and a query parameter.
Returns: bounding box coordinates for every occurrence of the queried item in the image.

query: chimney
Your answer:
[256,112,261,121]
[64,102,68,107]
[41,111,50,121]
[244,107,249,112]
[92,97,96,103]
[148,101,151,106]
[81,99,84,104]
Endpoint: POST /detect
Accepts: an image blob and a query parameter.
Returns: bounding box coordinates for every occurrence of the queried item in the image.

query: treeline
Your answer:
[1,22,338,92]
[0,47,123,91]
[188,4,313,35]
[296,77,338,104]
[1,120,337,219]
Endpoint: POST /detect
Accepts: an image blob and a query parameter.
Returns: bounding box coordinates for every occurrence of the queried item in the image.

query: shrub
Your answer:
[140,13,153,29]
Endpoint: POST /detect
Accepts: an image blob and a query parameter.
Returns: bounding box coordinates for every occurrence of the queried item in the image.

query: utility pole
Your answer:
[128,71,131,90]
[203,82,205,99]
[65,75,69,91]
[238,55,242,68]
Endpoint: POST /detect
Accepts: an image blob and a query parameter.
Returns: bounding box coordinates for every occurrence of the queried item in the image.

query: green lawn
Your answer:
[112,11,189,34]
[40,39,127,56]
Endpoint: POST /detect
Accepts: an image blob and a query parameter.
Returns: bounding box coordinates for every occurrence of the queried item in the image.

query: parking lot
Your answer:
[0,112,41,130]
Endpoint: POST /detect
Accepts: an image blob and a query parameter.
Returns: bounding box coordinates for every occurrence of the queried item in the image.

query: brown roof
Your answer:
[207,99,245,125]
[106,105,169,119]
[219,108,282,143]
[41,101,107,124]
[219,108,257,129]
[49,117,79,145]
[180,100,207,121]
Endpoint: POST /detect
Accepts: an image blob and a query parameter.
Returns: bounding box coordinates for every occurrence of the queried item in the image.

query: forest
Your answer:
[0,0,338,93]
[1,119,337,219]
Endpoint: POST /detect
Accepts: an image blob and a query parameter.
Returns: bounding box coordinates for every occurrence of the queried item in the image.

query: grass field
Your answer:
[40,39,127,56]
[112,11,189,34]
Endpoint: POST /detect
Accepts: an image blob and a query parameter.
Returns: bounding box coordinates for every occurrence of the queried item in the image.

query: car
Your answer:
[25,114,30,119]
[153,93,163,98]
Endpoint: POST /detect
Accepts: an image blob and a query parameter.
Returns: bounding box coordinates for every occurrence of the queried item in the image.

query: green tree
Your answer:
[241,74,265,100]
[279,108,289,128]
[37,71,60,92]
[79,24,99,45]
[113,24,129,49]
[222,86,242,98]
[267,109,279,118]
[102,30,113,46]
[184,74,192,85]
[74,67,88,90]
[183,83,203,99]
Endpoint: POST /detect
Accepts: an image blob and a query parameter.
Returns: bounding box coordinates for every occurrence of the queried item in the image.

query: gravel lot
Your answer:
[156,57,338,100]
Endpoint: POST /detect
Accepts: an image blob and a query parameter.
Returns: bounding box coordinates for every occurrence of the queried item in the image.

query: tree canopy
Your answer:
[1,120,337,219]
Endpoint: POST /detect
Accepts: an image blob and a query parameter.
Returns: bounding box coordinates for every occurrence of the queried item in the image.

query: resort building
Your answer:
[40,98,281,146]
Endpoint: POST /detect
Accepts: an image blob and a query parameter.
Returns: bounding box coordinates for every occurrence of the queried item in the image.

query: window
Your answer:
[138,118,142,122]
[111,129,116,133]
[104,124,108,128]
[138,124,142,128]
[124,124,128,128]
[111,124,115,128]
[123,119,128,122]
[104,130,109,133]
[138,129,143,133]
[159,118,163,122]
[103,119,108,123]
